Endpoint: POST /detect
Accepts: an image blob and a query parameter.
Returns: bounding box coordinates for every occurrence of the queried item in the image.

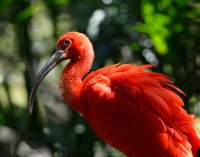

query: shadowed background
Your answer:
[0,0,200,156]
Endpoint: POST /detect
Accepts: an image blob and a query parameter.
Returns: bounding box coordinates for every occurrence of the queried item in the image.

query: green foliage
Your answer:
[0,0,200,156]
[0,111,5,124]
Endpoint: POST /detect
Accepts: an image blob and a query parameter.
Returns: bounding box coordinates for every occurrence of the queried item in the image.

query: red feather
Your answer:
[29,32,200,157]
[77,63,199,156]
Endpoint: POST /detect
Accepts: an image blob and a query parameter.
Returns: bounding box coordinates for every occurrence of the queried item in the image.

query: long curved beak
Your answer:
[28,49,66,115]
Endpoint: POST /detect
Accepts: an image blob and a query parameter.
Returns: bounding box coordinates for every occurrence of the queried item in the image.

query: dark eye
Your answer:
[64,39,71,45]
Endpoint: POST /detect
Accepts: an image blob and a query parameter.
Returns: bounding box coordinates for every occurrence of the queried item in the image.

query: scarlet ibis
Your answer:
[28,32,200,157]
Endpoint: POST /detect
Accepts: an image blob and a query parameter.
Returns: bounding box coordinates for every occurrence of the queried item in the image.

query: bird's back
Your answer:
[79,63,200,157]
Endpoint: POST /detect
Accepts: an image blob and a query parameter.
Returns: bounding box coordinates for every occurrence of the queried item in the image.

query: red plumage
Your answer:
[61,63,199,156]
[29,32,200,157]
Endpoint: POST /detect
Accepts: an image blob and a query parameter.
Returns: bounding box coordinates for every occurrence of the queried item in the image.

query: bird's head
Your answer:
[56,32,93,61]
[28,32,93,114]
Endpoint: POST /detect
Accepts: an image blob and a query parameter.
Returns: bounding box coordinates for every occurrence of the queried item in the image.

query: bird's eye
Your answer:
[64,39,71,45]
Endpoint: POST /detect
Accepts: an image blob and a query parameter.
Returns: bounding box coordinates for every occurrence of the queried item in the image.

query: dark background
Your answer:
[0,0,200,156]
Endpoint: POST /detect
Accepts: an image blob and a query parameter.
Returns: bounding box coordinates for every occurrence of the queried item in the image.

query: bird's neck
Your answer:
[59,46,94,110]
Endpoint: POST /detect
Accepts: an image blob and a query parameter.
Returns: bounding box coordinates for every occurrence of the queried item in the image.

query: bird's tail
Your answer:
[187,123,200,157]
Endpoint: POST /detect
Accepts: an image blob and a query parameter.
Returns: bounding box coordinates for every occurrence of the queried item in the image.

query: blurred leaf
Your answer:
[16,1,48,22]
[0,111,6,124]
[0,0,13,10]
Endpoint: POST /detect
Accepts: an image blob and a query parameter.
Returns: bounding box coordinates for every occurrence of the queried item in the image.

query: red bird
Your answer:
[28,32,200,157]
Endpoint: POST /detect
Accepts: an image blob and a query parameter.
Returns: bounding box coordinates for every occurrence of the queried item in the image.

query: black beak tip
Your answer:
[28,108,32,115]
[28,103,33,115]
